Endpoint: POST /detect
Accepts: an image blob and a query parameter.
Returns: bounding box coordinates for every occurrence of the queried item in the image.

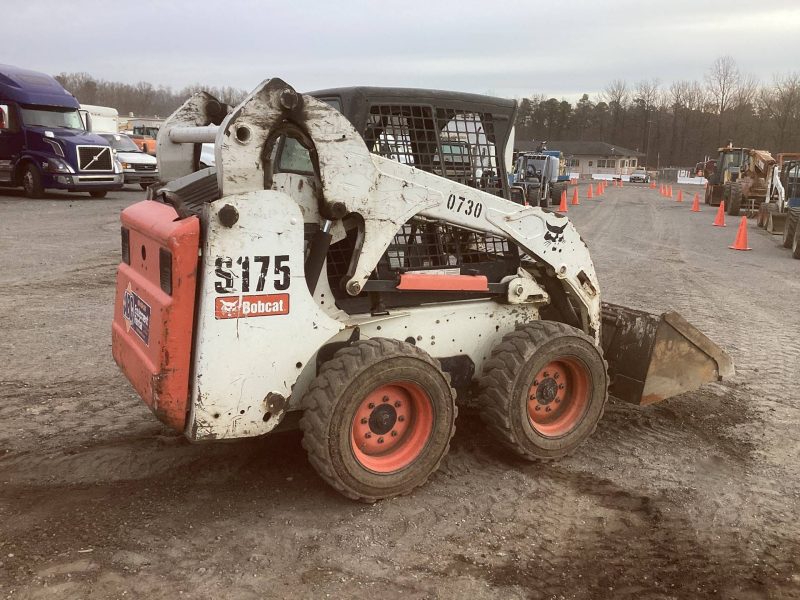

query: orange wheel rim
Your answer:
[527,357,590,437]
[350,382,434,473]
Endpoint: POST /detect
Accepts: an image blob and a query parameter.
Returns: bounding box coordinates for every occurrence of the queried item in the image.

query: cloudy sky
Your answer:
[6,0,800,100]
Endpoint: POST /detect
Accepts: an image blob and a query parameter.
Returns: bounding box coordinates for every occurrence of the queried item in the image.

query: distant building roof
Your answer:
[516,140,644,157]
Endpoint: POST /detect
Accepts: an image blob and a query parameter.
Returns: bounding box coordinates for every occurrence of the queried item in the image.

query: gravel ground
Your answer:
[0,182,798,599]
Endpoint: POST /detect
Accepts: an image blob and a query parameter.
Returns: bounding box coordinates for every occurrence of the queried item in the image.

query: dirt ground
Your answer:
[1,182,798,600]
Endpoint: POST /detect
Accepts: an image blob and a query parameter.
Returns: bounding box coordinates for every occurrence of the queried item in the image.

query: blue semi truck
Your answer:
[0,64,123,198]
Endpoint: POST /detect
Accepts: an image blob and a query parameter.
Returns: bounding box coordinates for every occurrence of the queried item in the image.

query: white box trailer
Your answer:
[79,104,119,134]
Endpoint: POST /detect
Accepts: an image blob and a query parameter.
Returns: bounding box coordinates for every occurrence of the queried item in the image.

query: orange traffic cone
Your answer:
[691,193,700,212]
[677,189,683,202]
[650,181,656,189]
[559,190,568,212]
[713,201,726,227]
[587,184,594,199]
[619,179,624,187]
[571,187,579,205]
[729,216,751,250]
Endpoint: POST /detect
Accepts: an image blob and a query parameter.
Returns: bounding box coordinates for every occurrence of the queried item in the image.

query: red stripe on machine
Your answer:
[396,273,489,292]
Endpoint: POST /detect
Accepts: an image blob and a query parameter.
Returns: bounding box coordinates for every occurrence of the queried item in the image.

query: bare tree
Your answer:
[705,56,740,141]
[603,79,629,140]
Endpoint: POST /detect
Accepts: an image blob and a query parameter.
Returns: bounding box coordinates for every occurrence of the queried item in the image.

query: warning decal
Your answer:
[215,294,290,320]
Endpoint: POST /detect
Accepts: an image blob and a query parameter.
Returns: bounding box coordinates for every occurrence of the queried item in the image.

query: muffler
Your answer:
[600,303,734,405]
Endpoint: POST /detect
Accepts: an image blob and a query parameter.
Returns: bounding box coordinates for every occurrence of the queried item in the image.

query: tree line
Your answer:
[54,72,247,121]
[515,57,800,167]
[55,56,800,168]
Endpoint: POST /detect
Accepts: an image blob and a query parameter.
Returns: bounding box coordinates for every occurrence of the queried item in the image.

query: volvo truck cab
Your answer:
[0,64,123,198]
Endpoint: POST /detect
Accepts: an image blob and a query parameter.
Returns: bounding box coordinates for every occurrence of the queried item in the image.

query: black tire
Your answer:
[22,164,44,199]
[140,183,149,190]
[527,187,542,208]
[300,339,456,502]
[723,181,732,202]
[89,190,108,199]
[783,208,800,249]
[478,321,608,461]
[550,182,567,206]
[727,182,742,216]
[704,186,713,205]
[793,224,800,259]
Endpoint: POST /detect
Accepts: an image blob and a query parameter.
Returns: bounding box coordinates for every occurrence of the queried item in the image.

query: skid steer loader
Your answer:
[112,79,734,502]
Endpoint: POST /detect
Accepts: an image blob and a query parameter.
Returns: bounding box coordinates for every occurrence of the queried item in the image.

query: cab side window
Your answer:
[274,136,314,175]
[0,105,9,131]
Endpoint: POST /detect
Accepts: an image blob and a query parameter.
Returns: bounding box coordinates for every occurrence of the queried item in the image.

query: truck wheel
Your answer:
[727,182,742,216]
[89,190,108,199]
[783,208,800,249]
[550,182,566,205]
[478,321,608,461]
[300,339,456,502]
[793,225,800,259]
[22,164,44,199]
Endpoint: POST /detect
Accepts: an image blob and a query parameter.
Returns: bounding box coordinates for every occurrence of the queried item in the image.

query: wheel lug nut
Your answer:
[398,416,405,422]
[360,418,367,424]
[382,396,389,403]
[368,402,375,409]
[558,384,564,389]
[391,430,398,437]
[553,373,559,380]
[529,395,535,401]
[545,407,551,412]
[555,399,561,403]
[533,380,538,386]
[543,372,549,377]
[378,437,384,444]
[365,432,371,438]
[394,401,401,407]
[535,405,541,411]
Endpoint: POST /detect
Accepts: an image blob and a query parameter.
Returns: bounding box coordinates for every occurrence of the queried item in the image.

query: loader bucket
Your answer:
[766,212,786,235]
[600,303,734,405]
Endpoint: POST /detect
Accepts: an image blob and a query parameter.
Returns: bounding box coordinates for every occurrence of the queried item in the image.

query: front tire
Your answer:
[22,164,44,199]
[300,339,456,502]
[783,208,800,249]
[89,190,108,199]
[727,182,742,216]
[478,321,608,461]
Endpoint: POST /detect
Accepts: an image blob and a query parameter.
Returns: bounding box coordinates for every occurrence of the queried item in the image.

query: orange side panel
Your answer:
[111,201,199,432]
[396,273,489,292]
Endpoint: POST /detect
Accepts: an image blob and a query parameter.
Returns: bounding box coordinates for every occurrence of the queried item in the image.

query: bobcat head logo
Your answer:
[544,221,568,252]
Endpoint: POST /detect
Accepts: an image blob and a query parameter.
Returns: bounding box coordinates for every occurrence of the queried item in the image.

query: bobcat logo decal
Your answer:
[544,221,568,252]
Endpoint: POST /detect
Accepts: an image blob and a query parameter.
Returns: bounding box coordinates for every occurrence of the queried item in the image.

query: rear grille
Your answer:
[77,146,113,171]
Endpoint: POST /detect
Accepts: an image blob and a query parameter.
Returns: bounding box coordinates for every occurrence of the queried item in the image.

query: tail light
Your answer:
[121,227,130,264]
[159,247,173,295]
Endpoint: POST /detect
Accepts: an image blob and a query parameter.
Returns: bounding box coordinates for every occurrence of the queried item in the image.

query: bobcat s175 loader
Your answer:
[112,79,734,501]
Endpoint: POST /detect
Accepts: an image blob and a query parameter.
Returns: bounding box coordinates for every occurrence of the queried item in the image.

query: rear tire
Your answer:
[550,182,567,206]
[300,339,456,502]
[478,321,608,461]
[89,190,107,199]
[22,164,44,199]
[727,182,742,216]
[140,183,149,190]
[793,224,800,259]
[783,208,800,249]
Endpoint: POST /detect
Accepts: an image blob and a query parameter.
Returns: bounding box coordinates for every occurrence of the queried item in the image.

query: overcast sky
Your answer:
[6,0,800,101]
